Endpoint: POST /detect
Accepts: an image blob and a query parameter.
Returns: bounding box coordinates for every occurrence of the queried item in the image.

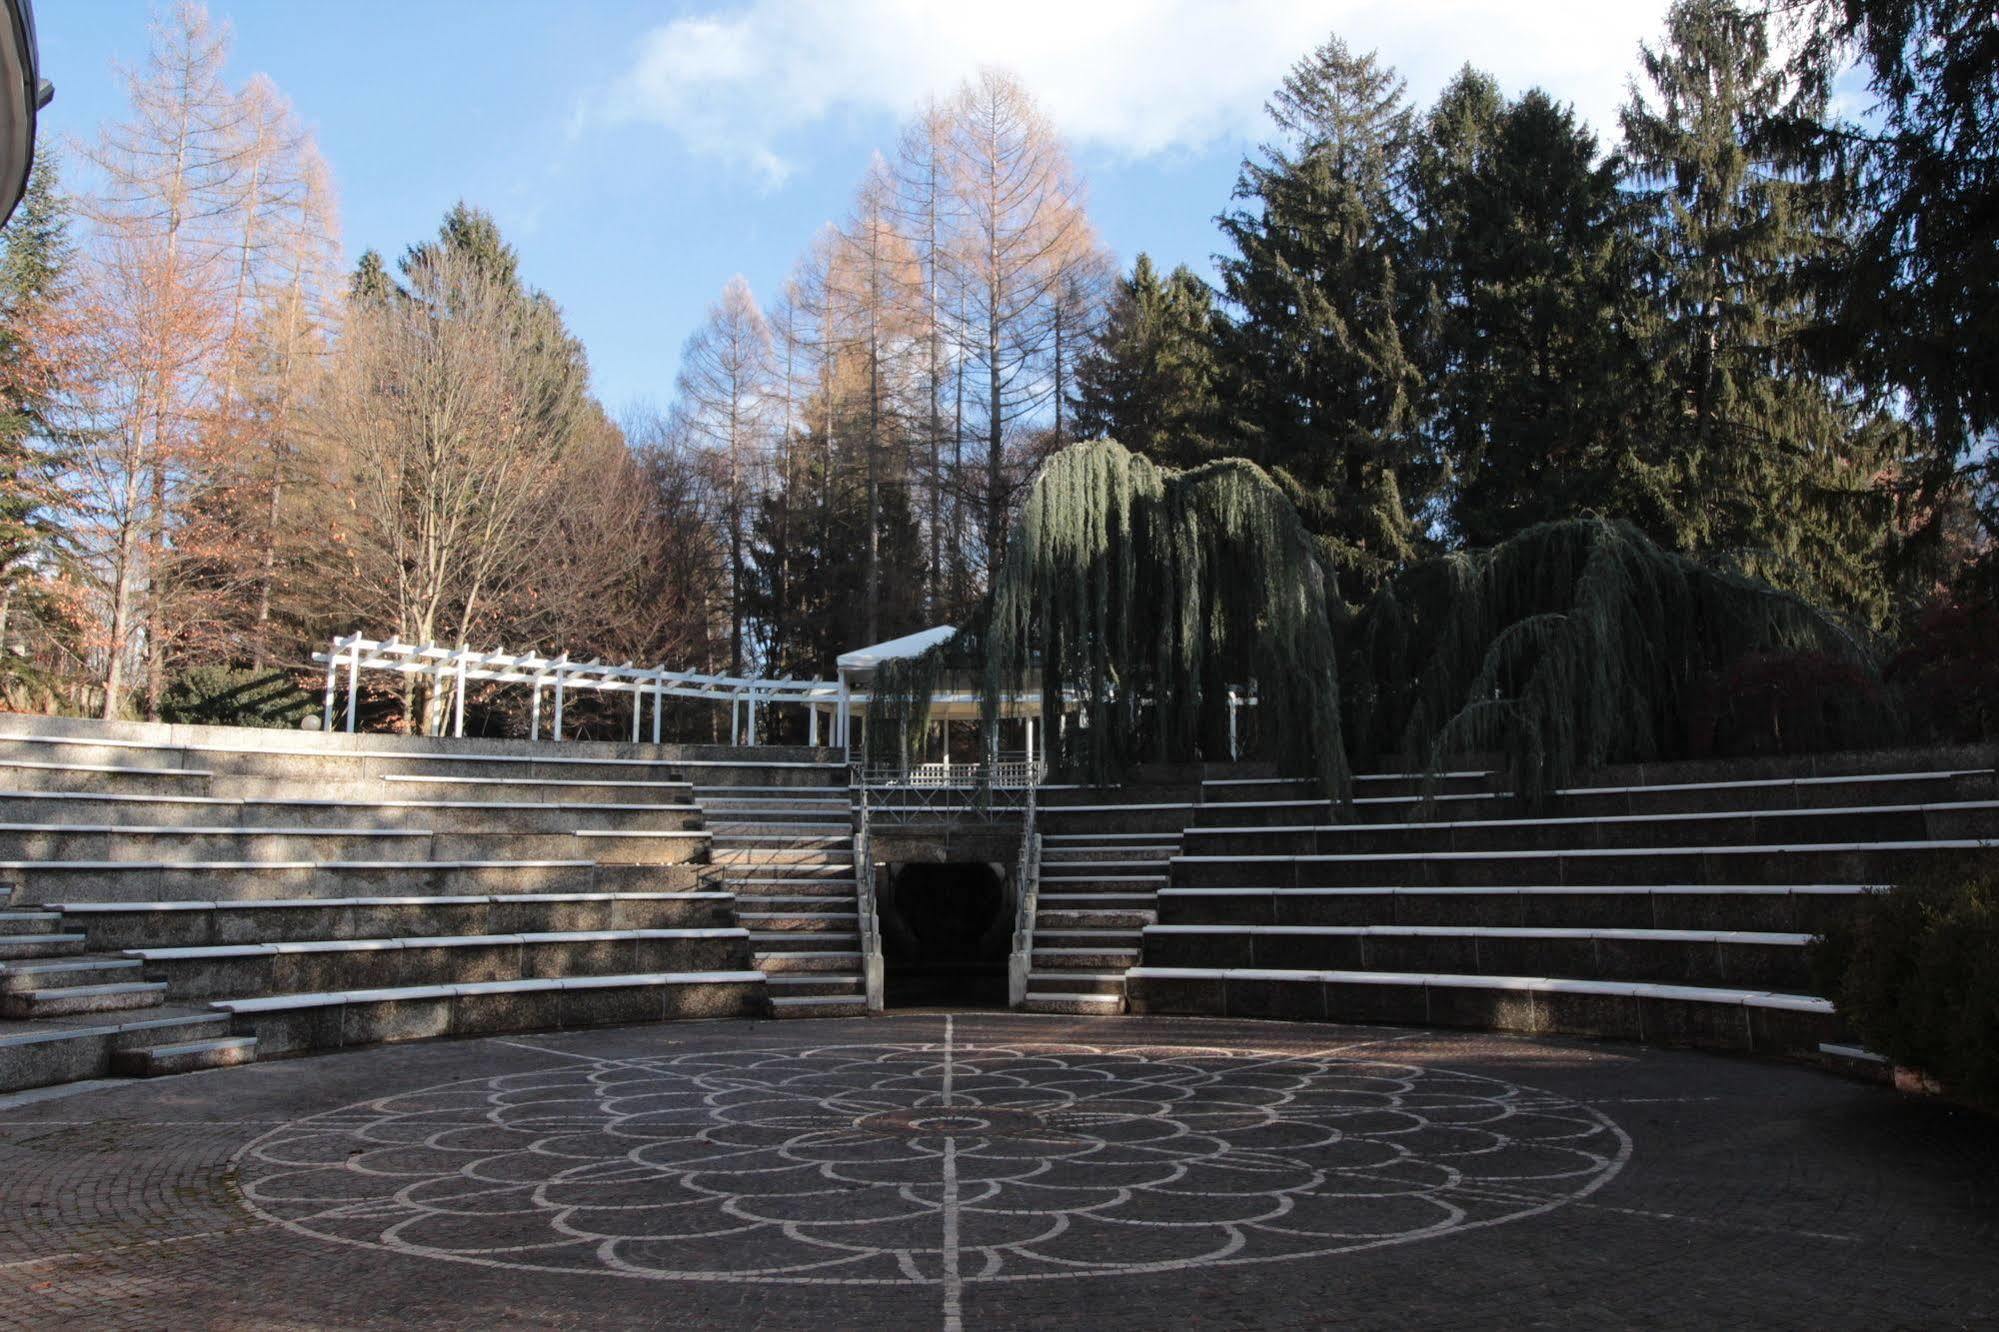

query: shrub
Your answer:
[1886,588,1999,744]
[1813,860,1999,1110]
[158,665,315,729]
[1684,650,1899,759]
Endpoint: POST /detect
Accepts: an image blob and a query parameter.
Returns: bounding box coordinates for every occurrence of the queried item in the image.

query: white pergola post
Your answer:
[808,704,819,746]
[652,674,664,745]
[1228,690,1239,760]
[552,658,568,740]
[344,640,361,733]
[321,641,340,732]
[837,670,851,757]
[730,692,741,746]
[452,649,468,738]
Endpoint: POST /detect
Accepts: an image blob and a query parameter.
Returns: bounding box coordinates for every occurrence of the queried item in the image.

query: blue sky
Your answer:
[35,0,1676,417]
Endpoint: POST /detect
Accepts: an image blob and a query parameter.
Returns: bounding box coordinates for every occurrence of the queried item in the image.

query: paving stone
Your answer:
[0,1012,1995,1329]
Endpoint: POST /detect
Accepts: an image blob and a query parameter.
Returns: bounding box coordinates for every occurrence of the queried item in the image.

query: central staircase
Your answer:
[696,779,870,1018]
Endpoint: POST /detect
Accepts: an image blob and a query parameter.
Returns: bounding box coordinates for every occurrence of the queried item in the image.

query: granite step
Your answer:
[1,979,167,1019]
[111,1035,258,1077]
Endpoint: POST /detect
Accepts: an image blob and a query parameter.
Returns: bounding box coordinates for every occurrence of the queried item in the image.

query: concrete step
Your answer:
[0,757,213,794]
[1154,884,1877,934]
[1032,945,1139,969]
[0,910,64,936]
[751,931,860,951]
[1041,847,1179,865]
[740,911,859,931]
[770,994,869,1018]
[213,970,768,1056]
[0,956,144,991]
[1,980,167,1019]
[1171,840,1998,890]
[1141,923,1814,990]
[731,876,863,896]
[2,858,722,905]
[710,848,854,866]
[1026,971,1125,995]
[111,1035,258,1077]
[55,891,737,950]
[1035,892,1159,911]
[767,974,864,997]
[122,927,753,1001]
[1207,771,1496,800]
[0,1007,232,1093]
[1020,992,1124,1015]
[0,790,708,834]
[1184,801,1999,857]
[1550,768,1999,818]
[724,875,859,890]
[379,773,696,804]
[1031,927,1146,948]
[0,933,85,960]
[1034,908,1157,931]
[1125,966,1838,1054]
[0,825,437,863]
[755,950,863,972]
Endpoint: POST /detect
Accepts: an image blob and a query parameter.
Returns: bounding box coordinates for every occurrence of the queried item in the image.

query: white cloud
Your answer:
[601,0,1674,180]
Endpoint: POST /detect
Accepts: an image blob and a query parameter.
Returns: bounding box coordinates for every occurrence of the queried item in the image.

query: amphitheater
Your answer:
[1,711,1995,1327]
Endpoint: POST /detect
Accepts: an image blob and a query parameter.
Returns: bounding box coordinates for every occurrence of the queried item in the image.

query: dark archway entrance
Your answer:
[878,862,1009,1007]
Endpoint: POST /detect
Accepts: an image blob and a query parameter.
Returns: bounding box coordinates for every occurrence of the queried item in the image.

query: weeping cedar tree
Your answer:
[868,440,1351,800]
[868,440,1883,807]
[1343,517,1885,803]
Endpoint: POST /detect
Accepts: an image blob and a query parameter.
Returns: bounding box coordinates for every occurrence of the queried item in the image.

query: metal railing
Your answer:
[1006,775,1041,1008]
[853,756,1044,820]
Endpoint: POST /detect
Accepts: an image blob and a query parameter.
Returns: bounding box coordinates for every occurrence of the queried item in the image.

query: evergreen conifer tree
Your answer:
[0,152,82,691]
[1622,0,1897,623]
[1070,254,1224,468]
[1412,79,1657,547]
[1217,37,1433,595]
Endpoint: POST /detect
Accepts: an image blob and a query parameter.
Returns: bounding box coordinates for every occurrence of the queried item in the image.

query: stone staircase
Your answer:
[1125,750,1999,1056]
[1020,776,1299,1015]
[0,717,853,1093]
[697,781,869,1018]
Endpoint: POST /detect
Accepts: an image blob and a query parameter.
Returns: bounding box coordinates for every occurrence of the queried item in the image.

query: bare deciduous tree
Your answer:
[308,246,587,731]
[675,274,773,675]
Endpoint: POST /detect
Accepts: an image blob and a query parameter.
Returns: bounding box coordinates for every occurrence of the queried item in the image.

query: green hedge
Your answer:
[1814,861,1999,1109]
[158,666,315,729]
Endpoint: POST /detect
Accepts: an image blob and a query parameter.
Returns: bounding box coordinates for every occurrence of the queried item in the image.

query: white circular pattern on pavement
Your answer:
[234,1022,1630,1299]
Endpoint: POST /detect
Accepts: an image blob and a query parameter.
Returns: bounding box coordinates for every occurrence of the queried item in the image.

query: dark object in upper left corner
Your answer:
[0,0,50,229]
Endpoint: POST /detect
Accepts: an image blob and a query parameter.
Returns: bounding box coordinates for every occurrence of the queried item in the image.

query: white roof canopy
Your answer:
[837,625,958,673]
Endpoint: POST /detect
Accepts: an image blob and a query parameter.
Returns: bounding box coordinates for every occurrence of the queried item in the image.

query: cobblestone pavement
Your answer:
[0,1012,1994,1329]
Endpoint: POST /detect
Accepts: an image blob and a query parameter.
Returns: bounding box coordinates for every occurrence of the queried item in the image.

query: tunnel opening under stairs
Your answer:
[878,861,1009,1008]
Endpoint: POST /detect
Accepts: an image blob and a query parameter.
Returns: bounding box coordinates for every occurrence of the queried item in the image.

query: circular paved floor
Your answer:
[1,1013,1995,1329]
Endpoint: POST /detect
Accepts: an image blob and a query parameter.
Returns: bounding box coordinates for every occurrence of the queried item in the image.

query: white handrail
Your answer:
[1006,773,1041,1008]
[853,770,884,1012]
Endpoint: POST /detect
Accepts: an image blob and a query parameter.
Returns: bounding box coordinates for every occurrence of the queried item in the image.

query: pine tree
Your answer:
[1218,36,1433,596]
[1412,80,1658,547]
[1796,0,1999,574]
[1071,254,1225,469]
[0,152,82,699]
[1622,0,1896,623]
[350,248,396,302]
